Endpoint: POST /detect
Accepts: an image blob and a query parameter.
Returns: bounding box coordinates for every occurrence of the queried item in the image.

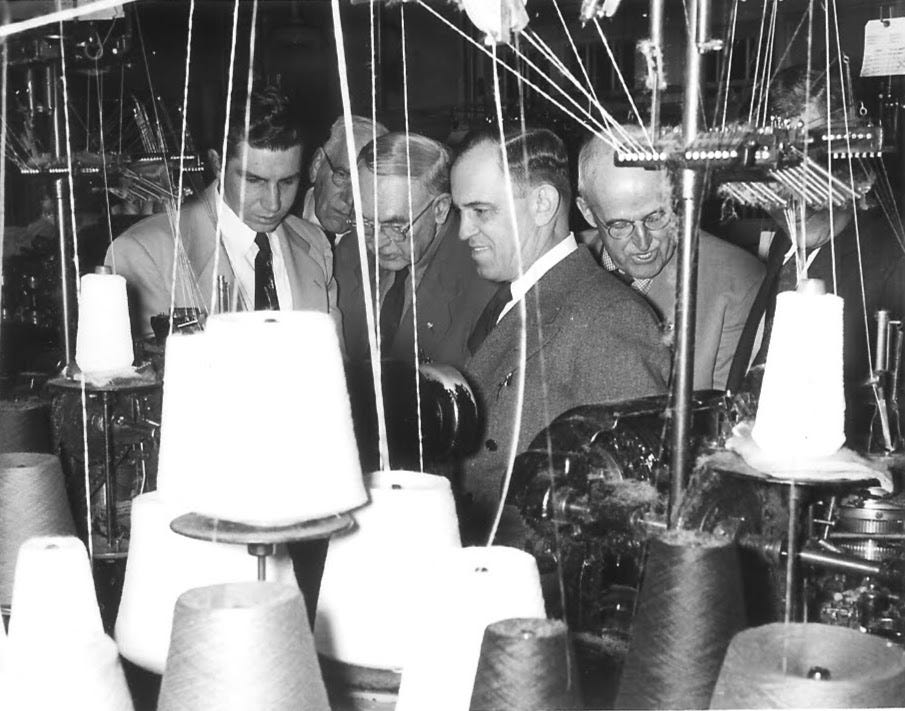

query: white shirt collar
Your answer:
[499,233,578,322]
[218,195,257,254]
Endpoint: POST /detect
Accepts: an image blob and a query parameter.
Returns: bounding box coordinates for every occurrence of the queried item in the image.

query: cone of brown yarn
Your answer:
[157,582,329,711]
[0,453,76,606]
[470,617,582,710]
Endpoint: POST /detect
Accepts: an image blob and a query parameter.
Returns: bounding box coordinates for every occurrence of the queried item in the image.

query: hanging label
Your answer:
[861,18,905,77]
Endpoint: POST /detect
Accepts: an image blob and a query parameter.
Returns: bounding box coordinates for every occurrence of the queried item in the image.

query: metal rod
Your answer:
[828,532,905,541]
[101,392,117,552]
[784,483,800,623]
[668,0,709,527]
[876,310,891,372]
[257,555,266,581]
[649,0,665,137]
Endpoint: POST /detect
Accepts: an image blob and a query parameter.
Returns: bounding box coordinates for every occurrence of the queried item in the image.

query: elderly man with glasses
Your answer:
[335,131,496,368]
[576,129,764,390]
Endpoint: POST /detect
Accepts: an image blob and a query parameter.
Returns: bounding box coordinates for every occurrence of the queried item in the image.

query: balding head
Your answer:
[576,129,677,279]
[309,115,389,233]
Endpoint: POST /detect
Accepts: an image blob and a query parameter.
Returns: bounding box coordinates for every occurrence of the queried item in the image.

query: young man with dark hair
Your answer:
[106,85,338,337]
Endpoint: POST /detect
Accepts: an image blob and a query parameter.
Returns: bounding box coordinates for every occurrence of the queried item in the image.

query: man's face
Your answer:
[358,169,440,272]
[312,130,373,234]
[222,141,302,233]
[579,165,677,280]
[451,142,536,283]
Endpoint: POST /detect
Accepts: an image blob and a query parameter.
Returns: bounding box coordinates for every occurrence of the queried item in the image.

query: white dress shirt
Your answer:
[302,187,348,246]
[497,233,578,323]
[219,199,292,311]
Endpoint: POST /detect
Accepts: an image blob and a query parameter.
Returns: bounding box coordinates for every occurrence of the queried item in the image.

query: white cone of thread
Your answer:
[752,289,846,459]
[6,536,103,648]
[156,311,366,525]
[1,632,134,711]
[74,272,134,374]
[461,0,528,42]
[395,546,547,711]
[314,470,461,669]
[115,492,297,674]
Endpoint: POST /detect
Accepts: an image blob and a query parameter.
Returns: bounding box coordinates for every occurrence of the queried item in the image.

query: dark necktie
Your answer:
[254,232,280,311]
[323,230,337,248]
[608,269,636,289]
[380,265,410,348]
[468,281,512,356]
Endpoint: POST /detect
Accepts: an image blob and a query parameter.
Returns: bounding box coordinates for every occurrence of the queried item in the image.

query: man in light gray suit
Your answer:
[451,128,670,539]
[106,86,337,337]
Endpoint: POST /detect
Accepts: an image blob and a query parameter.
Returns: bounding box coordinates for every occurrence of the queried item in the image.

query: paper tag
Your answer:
[861,18,905,77]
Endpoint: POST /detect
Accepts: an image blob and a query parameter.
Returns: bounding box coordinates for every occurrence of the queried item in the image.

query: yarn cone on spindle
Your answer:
[6,536,103,646]
[158,582,329,711]
[0,399,51,453]
[0,453,76,607]
[615,531,746,710]
[74,271,134,375]
[710,622,905,708]
[470,617,582,711]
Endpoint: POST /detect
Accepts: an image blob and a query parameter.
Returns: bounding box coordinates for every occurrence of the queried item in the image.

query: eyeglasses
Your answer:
[323,152,351,188]
[603,208,674,240]
[359,200,434,242]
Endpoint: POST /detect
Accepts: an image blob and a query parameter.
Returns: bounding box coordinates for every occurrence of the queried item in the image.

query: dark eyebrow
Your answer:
[462,201,493,210]
[239,169,301,182]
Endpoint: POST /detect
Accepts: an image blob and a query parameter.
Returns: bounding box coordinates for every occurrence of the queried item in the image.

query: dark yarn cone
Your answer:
[0,452,76,606]
[711,622,905,709]
[615,531,746,710]
[470,617,582,711]
[158,582,329,711]
[0,399,51,453]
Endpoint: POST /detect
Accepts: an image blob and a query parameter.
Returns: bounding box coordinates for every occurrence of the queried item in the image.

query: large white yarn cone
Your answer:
[115,492,297,674]
[314,470,461,669]
[156,311,366,525]
[75,272,134,374]
[395,546,546,711]
[1,632,134,711]
[6,536,103,647]
[752,287,846,460]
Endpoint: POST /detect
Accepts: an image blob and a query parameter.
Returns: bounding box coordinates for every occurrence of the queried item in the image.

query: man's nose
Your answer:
[458,212,475,241]
[262,183,281,213]
[632,224,653,251]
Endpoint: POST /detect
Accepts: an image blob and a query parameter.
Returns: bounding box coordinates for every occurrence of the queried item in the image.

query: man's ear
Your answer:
[432,193,452,225]
[206,148,222,177]
[309,148,325,184]
[530,183,561,227]
[575,195,598,228]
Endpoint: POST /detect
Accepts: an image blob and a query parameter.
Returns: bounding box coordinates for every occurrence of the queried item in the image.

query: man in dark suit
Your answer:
[335,131,496,368]
[575,129,764,391]
[451,128,671,539]
[107,86,337,337]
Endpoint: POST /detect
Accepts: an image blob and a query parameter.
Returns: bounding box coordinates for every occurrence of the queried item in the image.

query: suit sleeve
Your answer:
[105,233,169,338]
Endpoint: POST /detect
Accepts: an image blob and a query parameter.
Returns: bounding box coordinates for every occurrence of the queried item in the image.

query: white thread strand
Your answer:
[747,0,770,125]
[94,57,115,271]
[0,0,138,38]
[487,44,527,547]
[0,36,7,354]
[209,0,242,316]
[369,0,382,370]
[168,0,196,328]
[56,7,93,560]
[400,4,425,472]
[332,0,390,470]
[824,0,837,294]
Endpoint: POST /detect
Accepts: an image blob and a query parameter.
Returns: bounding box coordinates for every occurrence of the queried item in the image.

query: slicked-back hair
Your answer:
[324,115,389,158]
[225,86,303,160]
[359,132,451,196]
[457,127,571,205]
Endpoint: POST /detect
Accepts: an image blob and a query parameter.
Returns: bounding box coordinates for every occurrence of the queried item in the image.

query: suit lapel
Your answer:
[180,185,236,312]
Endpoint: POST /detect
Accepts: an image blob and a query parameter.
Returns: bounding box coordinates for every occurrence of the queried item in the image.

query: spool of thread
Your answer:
[711,622,905,708]
[158,581,329,711]
[615,531,746,710]
[157,311,366,525]
[395,546,547,711]
[752,288,845,459]
[115,492,297,674]
[75,271,134,374]
[314,470,461,669]
[0,399,51,453]
[1,632,134,711]
[6,536,103,647]
[0,452,76,606]
[470,617,581,711]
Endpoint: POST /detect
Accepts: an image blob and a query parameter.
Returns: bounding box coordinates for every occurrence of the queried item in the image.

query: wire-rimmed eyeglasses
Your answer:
[603,208,674,240]
[358,200,434,242]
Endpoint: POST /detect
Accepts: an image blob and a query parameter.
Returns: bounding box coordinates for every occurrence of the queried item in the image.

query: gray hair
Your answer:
[323,115,388,158]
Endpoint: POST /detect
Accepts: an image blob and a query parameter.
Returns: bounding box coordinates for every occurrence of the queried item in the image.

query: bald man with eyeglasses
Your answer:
[334,131,496,367]
[576,129,764,390]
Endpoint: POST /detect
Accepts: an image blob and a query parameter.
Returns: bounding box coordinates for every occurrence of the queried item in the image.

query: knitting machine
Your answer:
[504,390,905,671]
